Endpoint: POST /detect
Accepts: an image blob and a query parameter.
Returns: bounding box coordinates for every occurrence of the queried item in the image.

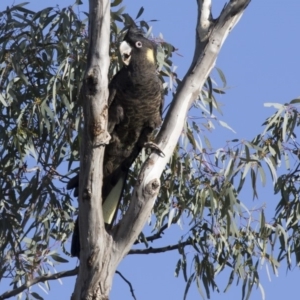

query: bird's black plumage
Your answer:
[68,25,164,257]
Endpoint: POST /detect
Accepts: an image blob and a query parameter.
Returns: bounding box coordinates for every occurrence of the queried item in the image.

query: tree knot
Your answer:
[144,178,160,196]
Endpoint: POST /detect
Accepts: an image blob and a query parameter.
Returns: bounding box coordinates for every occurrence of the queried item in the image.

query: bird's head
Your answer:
[119,25,156,66]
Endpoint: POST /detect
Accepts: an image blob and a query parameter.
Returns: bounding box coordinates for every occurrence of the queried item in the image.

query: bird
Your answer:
[67,24,164,258]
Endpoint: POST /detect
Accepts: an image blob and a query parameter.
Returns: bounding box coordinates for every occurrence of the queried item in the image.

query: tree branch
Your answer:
[134,224,167,245]
[219,0,251,26]
[73,0,113,298]
[115,0,251,259]
[134,217,179,245]
[0,267,78,300]
[129,239,193,255]
[115,271,137,300]
[198,0,213,42]
[0,266,139,300]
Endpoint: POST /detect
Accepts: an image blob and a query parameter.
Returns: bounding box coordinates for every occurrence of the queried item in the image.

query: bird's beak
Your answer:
[119,41,132,65]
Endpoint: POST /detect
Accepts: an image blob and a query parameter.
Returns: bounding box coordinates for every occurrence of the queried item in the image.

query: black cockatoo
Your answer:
[68,25,164,257]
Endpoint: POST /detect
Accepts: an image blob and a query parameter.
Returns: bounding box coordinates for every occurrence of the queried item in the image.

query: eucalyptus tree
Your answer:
[2,1,300,300]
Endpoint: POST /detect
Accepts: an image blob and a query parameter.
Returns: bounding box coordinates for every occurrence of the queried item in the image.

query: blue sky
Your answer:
[1,0,300,299]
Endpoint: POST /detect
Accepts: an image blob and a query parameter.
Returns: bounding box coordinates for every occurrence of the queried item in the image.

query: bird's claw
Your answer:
[144,142,165,157]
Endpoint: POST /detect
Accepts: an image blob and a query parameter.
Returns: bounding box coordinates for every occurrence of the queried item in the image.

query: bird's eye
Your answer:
[135,41,142,48]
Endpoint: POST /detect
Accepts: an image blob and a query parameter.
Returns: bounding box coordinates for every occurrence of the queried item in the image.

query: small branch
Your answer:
[0,267,78,300]
[129,239,193,255]
[289,162,300,177]
[134,224,167,244]
[116,271,137,300]
[134,218,178,245]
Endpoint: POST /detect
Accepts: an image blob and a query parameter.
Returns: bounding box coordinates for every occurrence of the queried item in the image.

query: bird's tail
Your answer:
[71,218,80,257]
[102,171,127,226]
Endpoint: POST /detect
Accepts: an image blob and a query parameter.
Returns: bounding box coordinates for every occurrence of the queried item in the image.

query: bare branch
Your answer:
[134,224,168,245]
[73,0,114,298]
[0,267,78,300]
[219,0,251,26]
[115,271,137,300]
[115,0,251,259]
[134,217,179,245]
[129,240,193,255]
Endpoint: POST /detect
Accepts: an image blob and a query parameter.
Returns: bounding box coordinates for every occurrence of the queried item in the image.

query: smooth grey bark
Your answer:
[72,0,251,299]
[71,0,112,299]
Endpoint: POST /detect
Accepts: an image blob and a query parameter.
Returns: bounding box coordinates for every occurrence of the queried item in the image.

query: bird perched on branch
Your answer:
[68,24,164,257]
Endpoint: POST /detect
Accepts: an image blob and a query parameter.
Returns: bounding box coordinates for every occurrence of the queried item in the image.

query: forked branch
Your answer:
[115,0,251,259]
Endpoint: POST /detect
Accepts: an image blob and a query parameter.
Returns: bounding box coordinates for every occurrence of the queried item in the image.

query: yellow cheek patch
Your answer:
[146,49,155,64]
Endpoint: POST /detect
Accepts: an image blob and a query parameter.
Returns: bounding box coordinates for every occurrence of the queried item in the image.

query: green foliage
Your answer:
[0,3,85,298]
[0,1,176,299]
[149,99,300,299]
[1,1,300,300]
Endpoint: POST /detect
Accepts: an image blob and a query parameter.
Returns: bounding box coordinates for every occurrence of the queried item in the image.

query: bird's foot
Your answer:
[144,142,165,157]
